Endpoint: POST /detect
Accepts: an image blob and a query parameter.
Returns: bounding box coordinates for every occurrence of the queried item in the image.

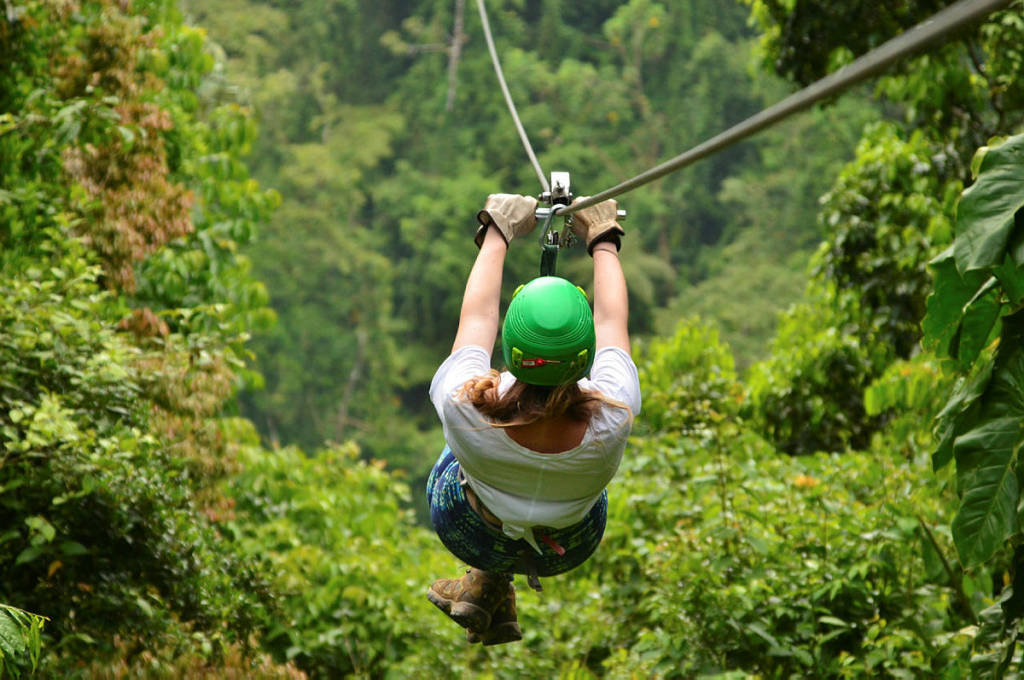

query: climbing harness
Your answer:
[476,0,1012,222]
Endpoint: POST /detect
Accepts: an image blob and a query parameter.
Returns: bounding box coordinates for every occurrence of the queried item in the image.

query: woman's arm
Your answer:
[452,225,508,353]
[592,241,630,352]
[570,197,630,352]
[451,194,538,352]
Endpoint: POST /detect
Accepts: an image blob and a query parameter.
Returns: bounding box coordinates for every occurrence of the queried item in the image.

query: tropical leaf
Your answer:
[948,345,1024,563]
[954,133,1024,274]
[994,251,1024,310]
[954,277,1002,370]
[932,358,993,471]
[922,246,986,357]
[952,416,1023,566]
[0,607,28,660]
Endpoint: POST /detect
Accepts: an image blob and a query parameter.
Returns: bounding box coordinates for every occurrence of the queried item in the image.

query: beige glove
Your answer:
[570,197,625,255]
[475,194,538,247]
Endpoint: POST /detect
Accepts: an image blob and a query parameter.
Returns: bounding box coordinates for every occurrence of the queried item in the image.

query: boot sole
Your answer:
[480,622,522,646]
[426,589,492,633]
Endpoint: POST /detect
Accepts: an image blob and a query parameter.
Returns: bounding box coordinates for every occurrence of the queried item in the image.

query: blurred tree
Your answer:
[746,0,955,86]
[743,0,1023,454]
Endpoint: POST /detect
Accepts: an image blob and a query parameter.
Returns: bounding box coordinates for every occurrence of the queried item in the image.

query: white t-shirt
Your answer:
[429,344,642,553]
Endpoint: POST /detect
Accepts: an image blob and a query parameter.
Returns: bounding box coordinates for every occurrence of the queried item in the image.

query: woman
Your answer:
[426,193,641,645]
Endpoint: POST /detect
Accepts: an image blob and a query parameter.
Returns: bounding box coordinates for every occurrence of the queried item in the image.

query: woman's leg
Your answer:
[425,446,521,641]
[426,448,521,573]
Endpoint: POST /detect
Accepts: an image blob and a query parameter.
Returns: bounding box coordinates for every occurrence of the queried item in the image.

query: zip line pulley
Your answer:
[534,171,626,277]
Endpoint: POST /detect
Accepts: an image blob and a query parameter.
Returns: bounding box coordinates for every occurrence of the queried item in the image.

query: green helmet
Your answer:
[501,276,596,386]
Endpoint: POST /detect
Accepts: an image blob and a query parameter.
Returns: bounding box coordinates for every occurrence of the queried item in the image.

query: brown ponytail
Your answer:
[457,369,629,427]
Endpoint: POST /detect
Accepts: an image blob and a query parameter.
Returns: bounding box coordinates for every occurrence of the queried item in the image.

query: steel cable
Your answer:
[557,0,1012,216]
[476,0,550,193]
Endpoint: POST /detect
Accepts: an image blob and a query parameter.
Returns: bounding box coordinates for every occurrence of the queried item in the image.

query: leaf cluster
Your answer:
[923,133,1024,563]
[0,604,46,679]
[0,0,291,674]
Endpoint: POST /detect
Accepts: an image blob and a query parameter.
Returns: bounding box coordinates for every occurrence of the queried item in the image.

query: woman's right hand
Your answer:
[474,194,538,247]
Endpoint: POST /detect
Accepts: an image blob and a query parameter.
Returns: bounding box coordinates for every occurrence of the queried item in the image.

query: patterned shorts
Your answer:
[426,447,607,576]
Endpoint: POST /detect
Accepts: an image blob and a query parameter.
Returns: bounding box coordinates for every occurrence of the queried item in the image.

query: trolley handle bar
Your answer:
[536,206,627,220]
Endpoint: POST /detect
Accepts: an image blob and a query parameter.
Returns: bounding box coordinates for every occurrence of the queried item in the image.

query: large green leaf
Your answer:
[990,335,1024,421]
[0,607,27,659]
[955,277,1002,371]
[994,254,1024,310]
[954,133,1024,274]
[933,359,993,471]
[952,416,1023,567]
[922,246,987,357]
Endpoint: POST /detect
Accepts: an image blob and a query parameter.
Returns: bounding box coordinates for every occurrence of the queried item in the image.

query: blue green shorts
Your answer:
[426,447,606,576]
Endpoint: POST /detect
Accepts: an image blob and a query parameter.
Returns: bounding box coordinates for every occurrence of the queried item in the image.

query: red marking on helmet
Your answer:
[520,358,562,368]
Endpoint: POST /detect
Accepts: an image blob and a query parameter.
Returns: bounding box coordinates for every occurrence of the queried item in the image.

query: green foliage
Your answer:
[745,291,888,455]
[922,132,1024,673]
[0,252,271,667]
[0,0,292,674]
[953,136,1024,276]
[656,91,877,368]
[219,424,451,678]
[742,124,955,458]
[595,429,972,678]
[635,319,740,434]
[741,2,1020,469]
[815,122,961,358]
[0,604,46,679]
[746,0,953,87]
[273,320,972,680]
[7,0,1024,678]
[190,0,858,460]
[749,0,1024,160]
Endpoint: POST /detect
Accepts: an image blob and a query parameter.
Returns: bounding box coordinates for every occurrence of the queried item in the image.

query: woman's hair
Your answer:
[457,369,631,427]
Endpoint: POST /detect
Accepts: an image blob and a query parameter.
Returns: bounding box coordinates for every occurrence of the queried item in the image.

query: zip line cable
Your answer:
[474,0,1005,217]
[476,0,550,194]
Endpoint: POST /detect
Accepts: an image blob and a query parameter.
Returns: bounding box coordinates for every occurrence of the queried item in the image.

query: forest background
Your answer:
[3,0,1024,677]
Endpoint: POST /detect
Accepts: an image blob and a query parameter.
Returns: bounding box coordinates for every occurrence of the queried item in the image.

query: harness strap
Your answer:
[518,551,543,592]
[538,531,566,556]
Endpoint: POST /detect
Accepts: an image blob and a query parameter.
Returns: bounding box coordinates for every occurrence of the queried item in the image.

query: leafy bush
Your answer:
[220,426,455,678]
[591,424,973,678]
[0,604,46,679]
[921,132,1024,671]
[814,123,960,359]
[743,124,959,456]
[0,253,274,667]
[744,292,887,455]
[636,318,741,435]
[0,2,285,673]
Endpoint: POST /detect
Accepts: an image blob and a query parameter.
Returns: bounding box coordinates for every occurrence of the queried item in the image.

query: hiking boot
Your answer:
[427,569,510,633]
[466,583,521,645]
